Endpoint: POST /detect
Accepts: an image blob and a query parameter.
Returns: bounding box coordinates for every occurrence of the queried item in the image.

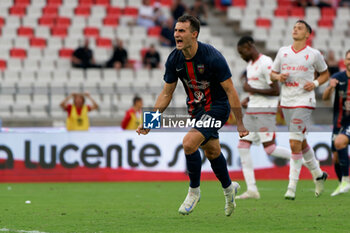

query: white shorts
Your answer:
[241,113,276,144]
[282,108,313,142]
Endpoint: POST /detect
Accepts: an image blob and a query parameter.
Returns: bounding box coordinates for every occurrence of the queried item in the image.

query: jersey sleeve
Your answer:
[212,52,232,82]
[313,50,328,73]
[263,57,274,85]
[271,48,282,73]
[163,54,178,83]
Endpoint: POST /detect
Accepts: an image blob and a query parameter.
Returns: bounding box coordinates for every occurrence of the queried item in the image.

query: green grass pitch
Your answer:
[0,180,349,233]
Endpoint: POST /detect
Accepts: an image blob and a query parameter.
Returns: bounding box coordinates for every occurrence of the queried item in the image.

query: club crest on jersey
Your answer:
[305,55,309,60]
[284,53,288,57]
[194,91,204,102]
[197,64,205,74]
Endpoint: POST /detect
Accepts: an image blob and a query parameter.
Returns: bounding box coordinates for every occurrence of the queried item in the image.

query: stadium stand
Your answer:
[0,0,347,126]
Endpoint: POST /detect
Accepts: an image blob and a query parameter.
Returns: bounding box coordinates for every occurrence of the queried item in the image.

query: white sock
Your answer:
[238,147,258,192]
[189,187,200,195]
[288,153,303,190]
[266,144,291,160]
[302,146,322,179]
[223,183,233,195]
[342,176,350,183]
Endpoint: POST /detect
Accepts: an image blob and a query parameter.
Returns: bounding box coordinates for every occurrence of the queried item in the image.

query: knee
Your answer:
[334,138,347,150]
[290,140,301,153]
[183,139,198,155]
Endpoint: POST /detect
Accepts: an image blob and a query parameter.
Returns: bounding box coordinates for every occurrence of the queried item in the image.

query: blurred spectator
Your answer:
[190,0,208,25]
[60,92,99,131]
[296,0,314,7]
[137,0,155,29]
[313,0,334,7]
[326,50,340,75]
[106,39,128,69]
[339,0,350,6]
[160,18,176,47]
[171,0,188,21]
[121,96,143,130]
[143,44,161,69]
[71,39,101,69]
[154,2,166,26]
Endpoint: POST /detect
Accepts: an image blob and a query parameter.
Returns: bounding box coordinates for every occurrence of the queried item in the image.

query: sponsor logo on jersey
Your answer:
[285,81,299,87]
[282,64,308,72]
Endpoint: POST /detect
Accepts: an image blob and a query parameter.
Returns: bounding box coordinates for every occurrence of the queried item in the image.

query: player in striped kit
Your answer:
[271,20,329,200]
[236,36,291,199]
[323,50,350,196]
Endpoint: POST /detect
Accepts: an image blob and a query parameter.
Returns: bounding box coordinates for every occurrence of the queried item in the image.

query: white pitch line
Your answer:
[0,228,48,233]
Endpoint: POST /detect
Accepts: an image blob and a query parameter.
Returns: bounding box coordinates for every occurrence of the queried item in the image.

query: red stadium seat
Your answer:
[75,6,91,16]
[42,6,59,16]
[79,0,94,6]
[107,6,122,16]
[51,27,68,37]
[9,6,26,17]
[318,19,333,28]
[96,37,112,48]
[18,26,34,37]
[0,17,5,27]
[148,26,161,37]
[59,48,74,58]
[84,27,99,38]
[123,7,138,16]
[39,17,55,27]
[0,60,6,71]
[321,7,336,20]
[256,18,271,28]
[47,0,62,6]
[15,0,30,6]
[275,8,289,17]
[56,17,71,28]
[30,37,47,48]
[103,17,119,26]
[278,0,293,7]
[150,0,172,6]
[290,7,304,18]
[95,0,110,6]
[10,48,27,59]
[233,0,246,7]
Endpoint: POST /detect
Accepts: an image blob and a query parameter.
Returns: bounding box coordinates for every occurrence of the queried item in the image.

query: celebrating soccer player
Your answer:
[137,15,248,216]
[323,50,350,196]
[236,36,291,199]
[270,20,329,200]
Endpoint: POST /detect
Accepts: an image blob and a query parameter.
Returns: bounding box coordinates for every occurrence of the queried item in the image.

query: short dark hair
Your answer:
[133,96,142,105]
[346,49,350,57]
[237,36,255,47]
[296,20,312,34]
[177,14,200,36]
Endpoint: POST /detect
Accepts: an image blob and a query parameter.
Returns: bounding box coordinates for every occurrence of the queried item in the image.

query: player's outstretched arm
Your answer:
[136,81,177,135]
[221,78,249,138]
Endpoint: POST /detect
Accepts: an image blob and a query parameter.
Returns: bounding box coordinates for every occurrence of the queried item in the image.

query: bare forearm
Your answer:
[228,88,244,125]
[270,72,280,81]
[87,96,99,109]
[316,70,330,86]
[153,90,173,113]
[322,86,334,100]
[249,87,279,96]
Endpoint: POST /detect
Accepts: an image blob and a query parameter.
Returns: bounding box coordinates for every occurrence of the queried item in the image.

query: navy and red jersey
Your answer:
[164,41,232,115]
[332,71,350,130]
